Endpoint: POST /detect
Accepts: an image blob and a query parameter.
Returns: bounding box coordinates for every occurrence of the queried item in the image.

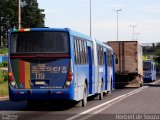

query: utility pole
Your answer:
[90,0,92,37]
[135,33,140,41]
[0,17,3,48]
[18,0,21,29]
[113,9,122,73]
[113,9,122,41]
[130,25,137,41]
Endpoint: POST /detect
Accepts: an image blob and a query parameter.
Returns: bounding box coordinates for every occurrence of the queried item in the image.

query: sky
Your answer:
[37,0,160,44]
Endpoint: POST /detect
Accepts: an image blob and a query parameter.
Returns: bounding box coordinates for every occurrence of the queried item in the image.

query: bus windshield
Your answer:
[10,31,69,53]
[143,62,151,70]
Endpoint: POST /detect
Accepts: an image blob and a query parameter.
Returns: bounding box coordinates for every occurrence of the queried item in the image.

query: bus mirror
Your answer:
[115,58,118,64]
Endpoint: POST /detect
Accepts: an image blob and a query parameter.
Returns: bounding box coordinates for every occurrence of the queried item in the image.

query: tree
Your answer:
[156,42,160,49]
[0,0,45,47]
[155,49,160,56]
[21,0,45,28]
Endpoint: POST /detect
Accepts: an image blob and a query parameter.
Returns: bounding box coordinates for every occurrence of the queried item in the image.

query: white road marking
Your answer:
[66,86,148,120]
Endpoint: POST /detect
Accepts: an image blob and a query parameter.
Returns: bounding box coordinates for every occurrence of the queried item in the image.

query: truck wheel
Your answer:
[82,84,87,107]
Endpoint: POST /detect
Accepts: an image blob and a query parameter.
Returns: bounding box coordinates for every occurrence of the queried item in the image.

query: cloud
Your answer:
[142,4,160,13]
[106,3,125,9]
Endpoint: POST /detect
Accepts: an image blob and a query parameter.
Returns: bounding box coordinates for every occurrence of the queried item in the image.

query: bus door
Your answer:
[104,52,108,90]
[88,46,93,94]
[73,39,78,100]
[107,51,112,91]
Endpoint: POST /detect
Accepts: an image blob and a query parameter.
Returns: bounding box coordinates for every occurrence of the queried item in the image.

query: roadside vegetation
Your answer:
[0,0,45,97]
[143,42,160,77]
[0,48,8,54]
[0,48,8,97]
[0,70,8,96]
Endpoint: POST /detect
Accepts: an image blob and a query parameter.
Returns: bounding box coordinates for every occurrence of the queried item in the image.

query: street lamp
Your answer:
[113,9,122,41]
[130,25,137,41]
[90,0,92,37]
[135,33,140,41]
[18,0,21,29]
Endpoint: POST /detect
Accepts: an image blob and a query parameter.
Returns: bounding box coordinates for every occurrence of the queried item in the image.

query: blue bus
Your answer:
[8,28,115,107]
[143,61,156,82]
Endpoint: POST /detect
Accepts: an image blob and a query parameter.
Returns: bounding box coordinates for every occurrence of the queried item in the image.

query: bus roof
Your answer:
[95,39,113,51]
[11,28,113,51]
[69,29,92,41]
[11,27,93,41]
[143,60,155,64]
[11,28,69,33]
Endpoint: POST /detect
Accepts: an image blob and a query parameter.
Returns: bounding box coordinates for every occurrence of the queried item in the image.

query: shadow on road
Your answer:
[0,94,101,111]
[0,100,80,111]
[26,100,79,111]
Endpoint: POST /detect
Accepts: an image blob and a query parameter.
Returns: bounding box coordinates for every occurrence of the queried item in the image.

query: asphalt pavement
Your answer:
[0,80,160,120]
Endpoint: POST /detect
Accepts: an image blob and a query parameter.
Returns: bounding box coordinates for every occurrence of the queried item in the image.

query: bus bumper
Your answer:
[9,86,75,101]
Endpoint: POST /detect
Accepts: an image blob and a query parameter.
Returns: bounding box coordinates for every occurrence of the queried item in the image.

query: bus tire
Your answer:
[108,79,112,96]
[99,82,103,100]
[107,91,111,96]
[82,83,87,107]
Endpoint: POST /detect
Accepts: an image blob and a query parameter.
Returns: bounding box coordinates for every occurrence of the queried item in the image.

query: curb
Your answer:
[0,96,9,101]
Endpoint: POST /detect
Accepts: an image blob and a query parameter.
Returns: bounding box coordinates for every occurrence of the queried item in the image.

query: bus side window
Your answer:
[154,65,156,71]
[83,41,86,64]
[77,39,80,64]
[85,41,88,64]
[74,38,77,64]
[81,40,85,64]
[106,50,112,67]
[97,45,100,65]
[79,40,82,64]
[152,64,153,71]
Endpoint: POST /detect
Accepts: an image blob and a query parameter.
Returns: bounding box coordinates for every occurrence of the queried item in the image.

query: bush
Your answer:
[0,70,8,83]
[0,81,8,96]
[0,61,8,67]
[0,48,8,54]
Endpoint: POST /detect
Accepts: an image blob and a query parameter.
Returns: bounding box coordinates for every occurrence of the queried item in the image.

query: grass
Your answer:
[0,70,8,97]
[0,71,3,82]
[0,48,8,54]
[0,70,4,83]
[0,81,8,97]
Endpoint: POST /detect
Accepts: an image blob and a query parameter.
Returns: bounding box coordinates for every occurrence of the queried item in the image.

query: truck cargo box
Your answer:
[107,41,143,88]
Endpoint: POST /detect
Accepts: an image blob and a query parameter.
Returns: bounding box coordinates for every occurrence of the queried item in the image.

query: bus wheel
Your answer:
[82,84,87,107]
[108,79,112,96]
[99,82,103,100]
[107,91,111,96]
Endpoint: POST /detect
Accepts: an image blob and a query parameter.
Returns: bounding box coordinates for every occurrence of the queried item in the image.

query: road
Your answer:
[0,80,160,120]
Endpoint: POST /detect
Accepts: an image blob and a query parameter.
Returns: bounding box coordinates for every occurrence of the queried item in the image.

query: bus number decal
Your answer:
[34,73,45,79]
[31,64,68,74]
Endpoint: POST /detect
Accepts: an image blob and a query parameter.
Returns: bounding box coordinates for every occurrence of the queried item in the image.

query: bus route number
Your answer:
[34,73,45,79]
